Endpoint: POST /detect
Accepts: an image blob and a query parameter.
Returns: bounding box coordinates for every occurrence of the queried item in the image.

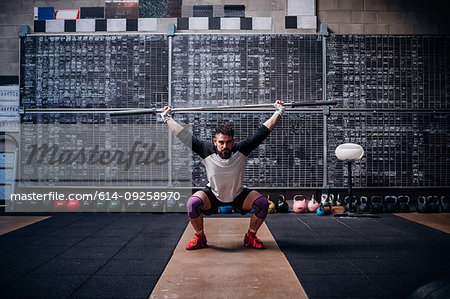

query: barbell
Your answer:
[21,100,337,115]
[110,100,338,116]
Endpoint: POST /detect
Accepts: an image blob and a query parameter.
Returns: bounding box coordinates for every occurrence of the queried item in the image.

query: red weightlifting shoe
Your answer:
[186,233,207,250]
[244,231,264,249]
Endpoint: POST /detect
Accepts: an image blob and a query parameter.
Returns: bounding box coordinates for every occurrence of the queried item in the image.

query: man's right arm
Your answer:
[161,106,183,136]
[160,106,209,158]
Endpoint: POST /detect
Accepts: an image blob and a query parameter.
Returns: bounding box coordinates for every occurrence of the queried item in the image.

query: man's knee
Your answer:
[252,196,269,219]
[187,196,204,218]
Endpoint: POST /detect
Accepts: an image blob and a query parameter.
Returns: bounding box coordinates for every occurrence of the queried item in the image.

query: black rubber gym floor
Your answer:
[0,213,449,298]
[0,213,188,298]
[267,213,450,298]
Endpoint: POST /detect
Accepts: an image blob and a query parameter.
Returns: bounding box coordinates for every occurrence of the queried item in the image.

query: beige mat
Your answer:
[0,216,51,235]
[395,212,450,234]
[150,218,307,299]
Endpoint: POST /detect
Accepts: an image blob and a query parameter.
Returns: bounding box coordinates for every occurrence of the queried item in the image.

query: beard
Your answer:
[218,149,231,159]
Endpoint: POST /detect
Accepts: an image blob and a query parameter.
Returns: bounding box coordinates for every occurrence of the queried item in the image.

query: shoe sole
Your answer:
[186,243,208,250]
[244,241,264,249]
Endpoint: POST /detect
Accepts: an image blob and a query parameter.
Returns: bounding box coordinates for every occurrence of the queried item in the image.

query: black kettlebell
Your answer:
[371,196,383,213]
[426,196,440,213]
[441,196,450,213]
[276,195,289,213]
[322,201,332,214]
[397,195,410,213]
[344,196,358,212]
[384,196,397,213]
[125,199,138,212]
[42,199,54,212]
[13,200,28,212]
[316,202,332,216]
[357,196,371,213]
[417,196,427,213]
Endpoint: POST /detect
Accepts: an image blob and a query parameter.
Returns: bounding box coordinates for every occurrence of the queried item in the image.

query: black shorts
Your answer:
[200,186,253,216]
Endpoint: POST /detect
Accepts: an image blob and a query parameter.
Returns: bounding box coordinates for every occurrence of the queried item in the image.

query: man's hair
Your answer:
[215,124,234,137]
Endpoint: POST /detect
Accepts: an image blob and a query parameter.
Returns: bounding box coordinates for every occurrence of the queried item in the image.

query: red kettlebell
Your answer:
[54,200,67,211]
[307,195,320,213]
[293,195,308,213]
[66,199,81,212]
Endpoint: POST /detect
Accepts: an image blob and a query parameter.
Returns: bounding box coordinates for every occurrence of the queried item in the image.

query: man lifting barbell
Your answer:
[160,100,285,250]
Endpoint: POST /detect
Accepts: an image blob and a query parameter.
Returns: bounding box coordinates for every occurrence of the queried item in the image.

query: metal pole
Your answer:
[348,161,353,212]
[167,34,173,187]
[322,35,328,187]
[323,112,327,186]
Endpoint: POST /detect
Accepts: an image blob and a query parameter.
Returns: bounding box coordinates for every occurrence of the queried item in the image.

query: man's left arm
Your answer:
[263,100,285,131]
[237,100,285,156]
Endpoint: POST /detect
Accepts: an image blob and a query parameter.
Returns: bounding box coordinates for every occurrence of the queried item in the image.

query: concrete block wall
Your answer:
[0,0,105,78]
[318,0,450,34]
[1,0,450,77]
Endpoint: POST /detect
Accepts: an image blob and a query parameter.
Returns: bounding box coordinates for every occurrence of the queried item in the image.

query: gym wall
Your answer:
[19,33,450,191]
[1,0,449,204]
[1,0,450,77]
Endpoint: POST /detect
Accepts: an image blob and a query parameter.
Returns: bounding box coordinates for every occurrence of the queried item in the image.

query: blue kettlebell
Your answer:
[317,205,325,216]
[220,206,233,214]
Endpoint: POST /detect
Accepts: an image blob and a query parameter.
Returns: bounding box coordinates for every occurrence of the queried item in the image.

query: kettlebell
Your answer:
[125,199,137,212]
[441,196,450,213]
[268,196,276,214]
[384,196,397,213]
[108,200,122,212]
[307,195,319,213]
[151,199,160,210]
[328,194,335,206]
[316,205,325,216]
[344,195,358,212]
[220,206,233,214]
[276,195,289,213]
[66,199,81,212]
[54,200,67,211]
[371,196,383,213]
[317,202,332,216]
[357,196,371,213]
[13,200,28,212]
[166,193,176,211]
[417,196,427,213]
[323,201,332,214]
[139,200,150,212]
[426,196,440,213]
[397,195,410,213]
[293,195,307,213]
[80,199,93,212]
[95,200,108,212]
[321,193,333,207]
[28,199,40,212]
[42,199,54,212]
